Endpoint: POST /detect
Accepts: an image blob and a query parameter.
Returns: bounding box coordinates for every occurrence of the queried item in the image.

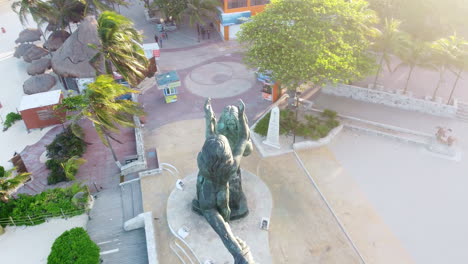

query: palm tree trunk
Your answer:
[372,52,385,89]
[448,69,462,104]
[432,69,445,100]
[105,60,113,75]
[105,134,120,165]
[403,66,415,93]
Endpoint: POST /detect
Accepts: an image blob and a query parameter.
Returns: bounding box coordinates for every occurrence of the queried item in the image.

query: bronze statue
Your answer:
[192,98,255,264]
[192,100,253,220]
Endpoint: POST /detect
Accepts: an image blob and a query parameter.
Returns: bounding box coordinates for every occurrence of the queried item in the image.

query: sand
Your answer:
[329,128,468,264]
[0,3,54,169]
[0,214,88,263]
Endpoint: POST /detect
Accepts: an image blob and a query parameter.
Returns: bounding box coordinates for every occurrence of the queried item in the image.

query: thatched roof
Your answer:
[15,28,42,44]
[27,58,52,75]
[44,30,70,52]
[14,43,35,58]
[23,45,49,63]
[51,16,103,78]
[23,74,56,94]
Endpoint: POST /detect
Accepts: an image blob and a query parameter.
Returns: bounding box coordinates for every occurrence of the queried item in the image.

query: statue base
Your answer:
[167,169,273,264]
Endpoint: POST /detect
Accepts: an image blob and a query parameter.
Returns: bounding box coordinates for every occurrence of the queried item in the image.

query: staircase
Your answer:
[170,237,200,264]
[456,101,468,122]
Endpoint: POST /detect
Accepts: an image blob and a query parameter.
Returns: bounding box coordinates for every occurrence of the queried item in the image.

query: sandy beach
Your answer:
[329,129,468,264]
[0,214,88,263]
[0,2,55,169]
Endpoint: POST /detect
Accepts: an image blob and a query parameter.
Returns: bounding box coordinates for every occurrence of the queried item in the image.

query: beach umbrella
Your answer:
[23,74,57,94]
[15,28,42,44]
[44,30,70,52]
[23,45,49,63]
[27,58,52,75]
[52,16,103,78]
[14,43,34,58]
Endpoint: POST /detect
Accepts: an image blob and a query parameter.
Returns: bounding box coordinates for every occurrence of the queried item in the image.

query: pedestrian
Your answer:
[154,34,159,44]
[159,36,163,48]
[1,27,5,34]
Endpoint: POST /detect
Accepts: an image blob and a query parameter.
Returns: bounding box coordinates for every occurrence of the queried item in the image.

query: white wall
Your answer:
[229,24,242,40]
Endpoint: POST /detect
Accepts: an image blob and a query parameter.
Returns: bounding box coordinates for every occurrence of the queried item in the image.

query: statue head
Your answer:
[197,135,235,182]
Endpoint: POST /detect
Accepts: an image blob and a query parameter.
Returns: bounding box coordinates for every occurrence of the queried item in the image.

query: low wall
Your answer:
[322,84,457,117]
[123,212,158,264]
[121,95,147,176]
[293,125,343,150]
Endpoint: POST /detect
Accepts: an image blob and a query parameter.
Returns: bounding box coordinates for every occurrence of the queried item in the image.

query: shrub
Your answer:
[254,108,340,140]
[253,112,271,137]
[3,112,22,131]
[47,227,100,264]
[46,127,86,184]
[0,184,89,227]
[0,166,4,178]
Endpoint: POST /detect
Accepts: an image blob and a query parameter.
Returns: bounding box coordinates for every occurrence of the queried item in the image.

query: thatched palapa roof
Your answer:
[15,28,42,44]
[23,74,57,94]
[27,58,52,75]
[23,45,49,62]
[51,16,103,78]
[44,30,70,52]
[14,43,35,58]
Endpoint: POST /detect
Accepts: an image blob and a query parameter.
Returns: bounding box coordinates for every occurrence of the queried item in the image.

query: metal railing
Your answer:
[0,208,87,227]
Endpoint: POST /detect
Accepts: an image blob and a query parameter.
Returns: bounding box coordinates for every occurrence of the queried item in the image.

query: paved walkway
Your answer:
[141,119,413,264]
[87,186,147,264]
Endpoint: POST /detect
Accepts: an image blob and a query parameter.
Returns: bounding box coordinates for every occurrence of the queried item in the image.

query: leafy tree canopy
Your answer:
[238,0,378,89]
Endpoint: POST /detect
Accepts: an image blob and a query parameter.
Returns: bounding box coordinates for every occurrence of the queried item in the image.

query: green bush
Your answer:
[0,184,89,227]
[3,112,22,131]
[47,227,100,264]
[46,127,86,185]
[254,108,340,140]
[0,166,4,178]
[253,112,271,137]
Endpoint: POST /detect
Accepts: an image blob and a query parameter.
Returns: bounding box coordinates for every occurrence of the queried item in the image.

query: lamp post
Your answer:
[293,91,301,143]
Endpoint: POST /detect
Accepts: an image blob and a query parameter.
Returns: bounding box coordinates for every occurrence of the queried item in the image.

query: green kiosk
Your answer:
[156,70,180,103]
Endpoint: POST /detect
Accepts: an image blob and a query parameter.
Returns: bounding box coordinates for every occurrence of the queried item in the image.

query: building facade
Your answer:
[217,0,270,41]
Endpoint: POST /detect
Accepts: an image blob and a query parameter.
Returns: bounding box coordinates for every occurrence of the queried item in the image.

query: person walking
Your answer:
[154,34,159,44]
[159,35,163,48]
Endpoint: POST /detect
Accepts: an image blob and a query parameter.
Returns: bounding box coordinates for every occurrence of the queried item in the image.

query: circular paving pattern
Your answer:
[185,62,255,99]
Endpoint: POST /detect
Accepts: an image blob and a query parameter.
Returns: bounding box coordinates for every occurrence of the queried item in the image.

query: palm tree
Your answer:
[0,167,31,203]
[91,11,149,87]
[62,156,87,181]
[448,40,468,104]
[371,18,404,89]
[11,0,49,26]
[39,0,86,33]
[394,35,433,93]
[430,35,463,100]
[182,0,220,27]
[60,75,145,165]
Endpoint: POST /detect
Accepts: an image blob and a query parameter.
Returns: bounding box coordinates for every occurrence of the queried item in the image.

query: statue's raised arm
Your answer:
[233,99,249,158]
[204,98,217,138]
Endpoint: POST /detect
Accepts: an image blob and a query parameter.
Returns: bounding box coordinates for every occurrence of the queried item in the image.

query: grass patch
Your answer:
[254,109,340,140]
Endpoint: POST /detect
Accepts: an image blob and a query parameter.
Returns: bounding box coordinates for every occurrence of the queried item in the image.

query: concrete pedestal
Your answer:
[167,169,273,264]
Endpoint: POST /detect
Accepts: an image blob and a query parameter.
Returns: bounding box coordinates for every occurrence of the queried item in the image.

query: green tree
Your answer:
[182,0,220,27]
[61,156,87,181]
[372,18,404,89]
[11,0,49,26]
[39,0,86,32]
[394,36,433,93]
[430,35,463,100]
[59,75,145,165]
[153,0,187,20]
[91,11,149,87]
[238,0,377,91]
[0,168,31,203]
[448,40,468,104]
